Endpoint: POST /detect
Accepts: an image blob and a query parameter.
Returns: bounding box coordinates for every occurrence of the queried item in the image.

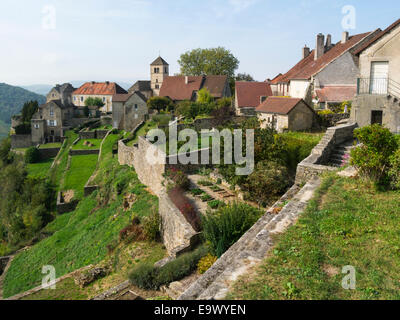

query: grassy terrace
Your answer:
[26,158,54,179]
[39,142,62,149]
[228,174,400,300]
[72,138,101,150]
[3,155,161,298]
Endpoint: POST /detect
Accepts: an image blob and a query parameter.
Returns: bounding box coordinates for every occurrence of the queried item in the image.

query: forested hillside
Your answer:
[0,83,46,125]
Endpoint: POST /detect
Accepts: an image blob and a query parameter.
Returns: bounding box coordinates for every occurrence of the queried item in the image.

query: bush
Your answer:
[201,202,263,257]
[165,168,190,190]
[242,160,291,206]
[388,149,400,190]
[350,124,398,185]
[142,210,161,241]
[201,194,213,202]
[190,188,205,196]
[147,96,173,112]
[129,246,208,290]
[25,147,40,164]
[197,253,218,274]
[14,123,31,135]
[208,200,225,210]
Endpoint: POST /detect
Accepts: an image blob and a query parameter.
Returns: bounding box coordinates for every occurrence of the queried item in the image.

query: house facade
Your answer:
[112,92,148,132]
[31,100,74,144]
[72,81,128,113]
[46,83,75,106]
[351,19,400,133]
[270,30,380,110]
[256,97,316,132]
[234,81,273,116]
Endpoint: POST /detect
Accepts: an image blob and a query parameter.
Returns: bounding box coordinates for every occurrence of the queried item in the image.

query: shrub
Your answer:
[119,219,144,243]
[197,88,214,104]
[147,96,173,112]
[168,187,201,231]
[129,246,208,290]
[190,188,205,196]
[208,200,225,210]
[242,160,291,206]
[388,149,400,190]
[197,253,218,274]
[350,124,398,185]
[25,147,40,164]
[201,194,213,202]
[165,168,190,190]
[142,210,161,241]
[14,123,31,134]
[152,114,172,126]
[202,202,263,257]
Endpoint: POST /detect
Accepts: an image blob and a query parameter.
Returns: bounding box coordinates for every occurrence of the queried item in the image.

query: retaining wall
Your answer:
[69,149,100,156]
[295,122,357,185]
[38,147,60,160]
[11,134,33,149]
[56,191,79,214]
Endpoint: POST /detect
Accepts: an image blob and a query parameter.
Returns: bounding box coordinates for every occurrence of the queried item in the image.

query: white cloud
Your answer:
[229,0,257,12]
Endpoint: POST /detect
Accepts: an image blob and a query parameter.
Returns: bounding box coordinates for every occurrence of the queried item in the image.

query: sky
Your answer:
[0,0,399,87]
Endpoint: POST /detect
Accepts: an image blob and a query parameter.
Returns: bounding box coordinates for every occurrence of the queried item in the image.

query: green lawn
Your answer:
[3,163,159,298]
[26,158,54,178]
[39,143,62,149]
[228,175,400,300]
[63,154,98,198]
[72,139,101,150]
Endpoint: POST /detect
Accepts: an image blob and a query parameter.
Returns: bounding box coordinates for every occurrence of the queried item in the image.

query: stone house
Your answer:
[255,97,316,132]
[31,100,74,144]
[351,19,400,133]
[270,30,380,110]
[112,92,148,131]
[47,83,75,106]
[159,75,231,103]
[234,81,273,116]
[72,81,128,114]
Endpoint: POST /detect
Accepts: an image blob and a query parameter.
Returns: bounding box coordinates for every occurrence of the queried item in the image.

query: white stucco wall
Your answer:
[289,80,310,99]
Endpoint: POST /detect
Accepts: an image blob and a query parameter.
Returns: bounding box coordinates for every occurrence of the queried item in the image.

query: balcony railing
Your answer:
[357,77,400,99]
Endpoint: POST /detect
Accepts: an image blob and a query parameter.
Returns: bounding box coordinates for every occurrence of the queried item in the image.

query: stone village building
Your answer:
[234,81,273,116]
[112,91,148,131]
[269,30,381,109]
[351,18,400,133]
[255,97,316,132]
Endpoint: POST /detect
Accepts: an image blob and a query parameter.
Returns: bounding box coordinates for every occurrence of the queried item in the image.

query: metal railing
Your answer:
[357,77,400,99]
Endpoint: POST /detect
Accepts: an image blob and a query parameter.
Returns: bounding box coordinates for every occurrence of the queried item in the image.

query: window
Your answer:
[154,67,159,73]
[103,97,106,102]
[74,96,76,101]
[50,107,54,116]
[48,120,57,127]
[155,84,159,89]
[134,104,138,111]
[80,96,83,102]
[156,79,158,83]
[34,124,40,129]
[165,67,168,73]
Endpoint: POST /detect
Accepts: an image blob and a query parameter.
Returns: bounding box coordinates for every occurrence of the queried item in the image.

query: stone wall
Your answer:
[0,256,11,276]
[11,134,33,149]
[295,122,357,184]
[69,149,100,156]
[38,147,60,160]
[319,113,350,127]
[79,130,96,139]
[179,176,321,300]
[56,191,79,214]
[159,191,199,255]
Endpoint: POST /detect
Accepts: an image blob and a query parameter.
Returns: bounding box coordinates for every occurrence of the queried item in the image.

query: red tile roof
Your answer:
[354,19,400,55]
[255,97,306,115]
[159,75,229,101]
[271,32,372,83]
[315,86,356,103]
[235,81,273,108]
[73,82,127,96]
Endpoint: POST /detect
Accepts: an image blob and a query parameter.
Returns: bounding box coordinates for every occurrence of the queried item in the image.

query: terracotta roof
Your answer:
[73,82,127,96]
[113,91,147,103]
[202,75,229,98]
[235,81,273,108]
[151,56,169,66]
[272,32,371,83]
[354,19,400,55]
[255,97,306,115]
[266,73,283,83]
[159,75,229,101]
[315,86,356,103]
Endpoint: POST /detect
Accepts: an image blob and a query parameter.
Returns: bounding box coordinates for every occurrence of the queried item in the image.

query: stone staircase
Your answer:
[328,140,356,167]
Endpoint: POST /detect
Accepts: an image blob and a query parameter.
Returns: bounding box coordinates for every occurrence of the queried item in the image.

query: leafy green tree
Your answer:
[21,100,39,123]
[196,88,214,104]
[25,147,40,164]
[84,97,104,108]
[178,47,239,79]
[147,96,173,112]
[235,73,255,82]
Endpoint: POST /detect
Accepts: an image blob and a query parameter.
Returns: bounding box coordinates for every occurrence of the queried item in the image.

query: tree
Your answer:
[178,47,239,79]
[196,88,214,104]
[147,96,173,112]
[84,97,104,108]
[235,73,255,82]
[21,100,39,123]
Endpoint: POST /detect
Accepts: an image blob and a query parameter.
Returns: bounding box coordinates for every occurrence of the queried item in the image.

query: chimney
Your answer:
[106,81,110,85]
[342,31,349,44]
[91,81,95,85]
[302,45,311,59]
[325,34,332,50]
[315,33,325,60]
[185,76,189,85]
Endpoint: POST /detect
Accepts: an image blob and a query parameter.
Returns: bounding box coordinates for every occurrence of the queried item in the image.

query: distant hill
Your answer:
[0,83,46,125]
[21,84,53,96]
